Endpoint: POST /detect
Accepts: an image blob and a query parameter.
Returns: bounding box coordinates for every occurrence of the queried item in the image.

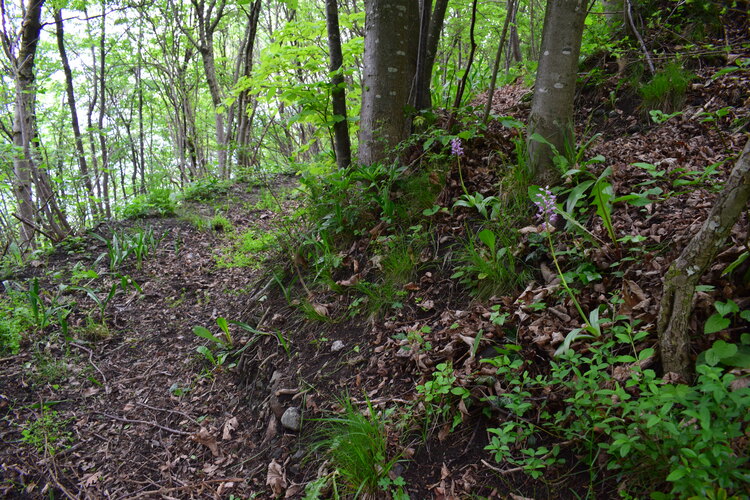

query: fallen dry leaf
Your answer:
[222,416,239,440]
[266,459,286,497]
[81,471,102,488]
[191,427,220,457]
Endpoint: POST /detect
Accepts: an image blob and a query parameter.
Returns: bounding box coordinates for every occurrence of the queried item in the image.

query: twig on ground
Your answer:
[95,412,192,436]
[125,477,246,499]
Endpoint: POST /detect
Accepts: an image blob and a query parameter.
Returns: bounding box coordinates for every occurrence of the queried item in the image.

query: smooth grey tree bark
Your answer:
[359,0,420,165]
[658,140,750,380]
[326,0,351,169]
[527,0,588,186]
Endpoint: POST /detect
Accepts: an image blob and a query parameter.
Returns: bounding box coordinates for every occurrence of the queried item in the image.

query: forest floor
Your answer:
[1,25,750,500]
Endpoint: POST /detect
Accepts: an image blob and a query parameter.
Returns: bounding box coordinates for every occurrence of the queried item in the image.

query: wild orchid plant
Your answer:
[532,187,601,355]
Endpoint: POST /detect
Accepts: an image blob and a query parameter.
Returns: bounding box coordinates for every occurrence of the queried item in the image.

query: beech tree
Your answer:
[527,0,589,186]
[358,0,420,166]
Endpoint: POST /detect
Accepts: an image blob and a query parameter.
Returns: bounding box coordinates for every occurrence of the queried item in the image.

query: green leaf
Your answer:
[478,229,496,252]
[565,180,594,213]
[666,468,687,482]
[714,300,739,317]
[193,326,224,346]
[704,314,730,334]
[710,340,738,358]
[196,346,215,365]
[721,251,748,276]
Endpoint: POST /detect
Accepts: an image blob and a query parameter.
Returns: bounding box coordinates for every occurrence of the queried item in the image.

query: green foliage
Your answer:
[182,178,232,202]
[20,407,74,455]
[121,188,176,219]
[309,396,400,498]
[416,362,471,432]
[209,214,233,232]
[0,291,34,354]
[481,334,750,498]
[640,62,694,113]
[93,226,162,270]
[452,227,530,299]
[215,228,278,268]
[75,274,140,326]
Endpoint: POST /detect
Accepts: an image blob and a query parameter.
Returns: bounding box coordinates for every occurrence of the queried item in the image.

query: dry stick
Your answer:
[126,478,246,499]
[69,341,108,388]
[135,401,200,425]
[95,412,192,436]
[11,212,57,243]
[626,0,655,75]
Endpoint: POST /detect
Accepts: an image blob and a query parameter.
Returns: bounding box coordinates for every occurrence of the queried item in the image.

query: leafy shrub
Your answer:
[640,62,694,113]
[452,227,530,298]
[482,335,750,498]
[122,188,176,218]
[0,293,32,354]
[209,214,233,232]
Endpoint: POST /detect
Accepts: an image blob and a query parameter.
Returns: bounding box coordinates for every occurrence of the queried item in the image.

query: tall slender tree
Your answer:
[54,8,99,221]
[325,0,351,169]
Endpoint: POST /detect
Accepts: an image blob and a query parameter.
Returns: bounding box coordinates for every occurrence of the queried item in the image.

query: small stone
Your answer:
[281,407,302,432]
[331,340,345,352]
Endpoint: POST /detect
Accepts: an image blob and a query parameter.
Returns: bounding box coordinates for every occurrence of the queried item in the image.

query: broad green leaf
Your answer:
[704,314,730,334]
[196,346,215,365]
[193,326,224,345]
[666,468,687,482]
[714,299,739,317]
[565,180,594,213]
[478,229,496,251]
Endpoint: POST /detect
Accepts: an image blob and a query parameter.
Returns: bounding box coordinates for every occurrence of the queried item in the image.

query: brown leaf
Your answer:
[441,462,450,480]
[312,303,329,317]
[266,459,286,497]
[336,274,360,287]
[222,416,239,440]
[81,471,102,488]
[191,427,220,457]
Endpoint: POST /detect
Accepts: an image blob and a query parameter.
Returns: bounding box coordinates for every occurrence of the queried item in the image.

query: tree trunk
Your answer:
[658,140,750,380]
[482,0,515,123]
[97,1,111,218]
[235,0,261,170]
[527,0,588,186]
[451,0,478,111]
[359,0,420,166]
[8,0,45,247]
[54,9,99,221]
[416,0,449,110]
[326,0,351,169]
[506,0,522,68]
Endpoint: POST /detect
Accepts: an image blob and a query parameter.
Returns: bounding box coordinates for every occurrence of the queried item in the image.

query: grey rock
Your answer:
[331,340,345,352]
[281,406,302,432]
